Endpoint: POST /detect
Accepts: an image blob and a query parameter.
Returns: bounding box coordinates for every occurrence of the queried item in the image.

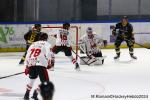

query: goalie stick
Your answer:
[0,72,24,79]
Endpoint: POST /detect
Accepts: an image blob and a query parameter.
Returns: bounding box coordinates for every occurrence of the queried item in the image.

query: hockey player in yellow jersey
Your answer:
[19,24,42,64]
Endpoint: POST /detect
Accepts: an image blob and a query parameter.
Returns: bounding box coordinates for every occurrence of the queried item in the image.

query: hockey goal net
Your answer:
[39,25,79,60]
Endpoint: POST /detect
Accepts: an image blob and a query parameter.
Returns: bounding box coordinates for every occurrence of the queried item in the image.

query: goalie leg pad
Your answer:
[89,56,106,65]
[80,56,89,65]
[80,56,106,65]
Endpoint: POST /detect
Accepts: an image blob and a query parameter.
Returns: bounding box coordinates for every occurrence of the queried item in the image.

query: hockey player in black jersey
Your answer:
[19,24,42,64]
[112,16,137,60]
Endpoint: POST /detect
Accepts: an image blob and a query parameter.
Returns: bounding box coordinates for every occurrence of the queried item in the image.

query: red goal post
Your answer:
[40,25,79,60]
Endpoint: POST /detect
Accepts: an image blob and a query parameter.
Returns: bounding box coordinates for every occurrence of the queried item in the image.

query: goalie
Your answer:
[79,27,107,65]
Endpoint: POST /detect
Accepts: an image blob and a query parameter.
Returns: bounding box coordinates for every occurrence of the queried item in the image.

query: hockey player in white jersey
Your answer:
[51,22,80,71]
[23,33,55,100]
[79,27,107,65]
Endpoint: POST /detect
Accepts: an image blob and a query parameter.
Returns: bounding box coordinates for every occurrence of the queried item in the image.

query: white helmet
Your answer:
[86,27,93,38]
[86,27,93,33]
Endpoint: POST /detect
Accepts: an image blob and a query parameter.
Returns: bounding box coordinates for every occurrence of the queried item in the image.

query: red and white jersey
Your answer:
[25,41,54,68]
[51,29,72,47]
[79,34,103,55]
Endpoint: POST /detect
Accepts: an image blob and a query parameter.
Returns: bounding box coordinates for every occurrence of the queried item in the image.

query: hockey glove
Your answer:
[25,67,29,75]
[131,37,135,43]
[110,25,115,30]
[47,59,55,69]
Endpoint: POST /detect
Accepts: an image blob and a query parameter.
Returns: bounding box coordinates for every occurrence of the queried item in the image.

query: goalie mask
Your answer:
[86,27,93,38]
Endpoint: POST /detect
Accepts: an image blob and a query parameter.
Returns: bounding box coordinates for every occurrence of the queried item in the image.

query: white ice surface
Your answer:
[0,48,150,100]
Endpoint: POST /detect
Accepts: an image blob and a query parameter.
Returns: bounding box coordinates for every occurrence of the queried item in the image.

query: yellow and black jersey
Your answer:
[113,22,134,39]
[24,30,42,45]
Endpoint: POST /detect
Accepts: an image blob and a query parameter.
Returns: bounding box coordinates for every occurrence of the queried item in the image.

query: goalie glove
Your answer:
[90,55,96,60]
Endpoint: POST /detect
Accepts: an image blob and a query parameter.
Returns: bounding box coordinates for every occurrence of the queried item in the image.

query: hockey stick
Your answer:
[111,26,150,49]
[0,72,24,79]
[71,50,90,66]
[134,42,150,49]
[124,38,150,49]
[79,44,92,63]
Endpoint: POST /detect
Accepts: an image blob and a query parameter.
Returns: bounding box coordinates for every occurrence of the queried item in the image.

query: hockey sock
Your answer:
[26,79,36,91]
[68,56,77,64]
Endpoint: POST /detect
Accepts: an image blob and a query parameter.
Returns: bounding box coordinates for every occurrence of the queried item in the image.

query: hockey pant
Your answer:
[26,66,49,91]
[115,37,134,56]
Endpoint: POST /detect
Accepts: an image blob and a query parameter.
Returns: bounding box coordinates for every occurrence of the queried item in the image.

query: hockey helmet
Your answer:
[63,22,70,30]
[122,16,128,20]
[86,27,93,37]
[86,27,93,33]
[121,16,128,26]
[39,32,48,41]
[34,24,41,28]
[34,24,42,32]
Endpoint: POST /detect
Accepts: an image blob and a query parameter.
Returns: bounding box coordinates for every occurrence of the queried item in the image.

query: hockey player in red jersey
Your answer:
[51,22,80,71]
[23,33,55,100]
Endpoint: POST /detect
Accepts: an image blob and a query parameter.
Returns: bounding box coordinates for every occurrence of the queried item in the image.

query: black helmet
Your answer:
[34,24,41,28]
[121,16,128,21]
[40,81,55,100]
[123,16,128,19]
[39,32,48,41]
[63,22,70,28]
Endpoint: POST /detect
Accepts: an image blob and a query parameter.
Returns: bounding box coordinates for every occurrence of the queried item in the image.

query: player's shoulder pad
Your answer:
[117,22,122,26]
[127,23,133,26]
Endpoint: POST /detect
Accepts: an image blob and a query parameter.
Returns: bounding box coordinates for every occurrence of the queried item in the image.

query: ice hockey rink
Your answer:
[0,48,150,100]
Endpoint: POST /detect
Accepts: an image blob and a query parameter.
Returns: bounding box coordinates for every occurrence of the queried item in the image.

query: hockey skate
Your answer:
[31,90,38,100]
[24,90,30,100]
[114,55,120,60]
[75,63,80,71]
[130,55,137,60]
